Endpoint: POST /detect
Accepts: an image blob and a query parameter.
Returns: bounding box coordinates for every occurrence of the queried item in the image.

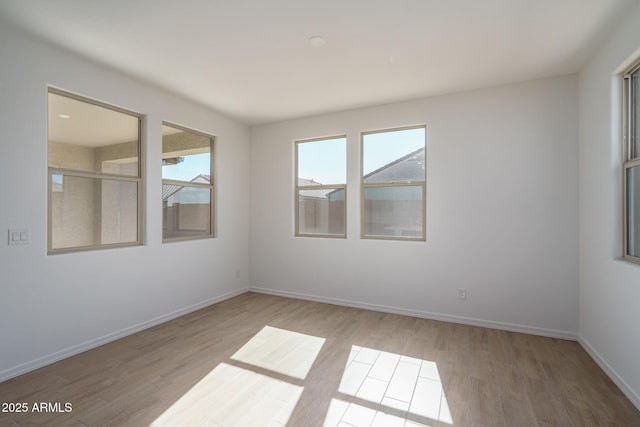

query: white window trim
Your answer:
[161,121,216,243]
[623,59,640,264]
[360,125,427,242]
[47,88,144,254]
[294,135,347,238]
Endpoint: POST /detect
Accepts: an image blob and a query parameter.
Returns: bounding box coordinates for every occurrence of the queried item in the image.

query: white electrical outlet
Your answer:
[458,288,467,300]
[8,228,30,245]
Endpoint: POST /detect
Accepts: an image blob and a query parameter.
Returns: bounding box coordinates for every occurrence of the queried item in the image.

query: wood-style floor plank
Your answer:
[1,292,639,426]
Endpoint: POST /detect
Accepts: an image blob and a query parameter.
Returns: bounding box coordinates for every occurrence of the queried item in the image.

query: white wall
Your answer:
[578,1,640,409]
[250,75,579,338]
[0,23,251,380]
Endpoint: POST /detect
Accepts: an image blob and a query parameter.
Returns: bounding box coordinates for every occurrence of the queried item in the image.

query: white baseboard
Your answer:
[249,287,640,412]
[0,287,249,382]
[5,286,638,413]
[248,286,578,340]
[578,334,640,412]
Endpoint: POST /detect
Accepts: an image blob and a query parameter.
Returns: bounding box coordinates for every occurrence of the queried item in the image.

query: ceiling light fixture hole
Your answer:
[308,35,326,47]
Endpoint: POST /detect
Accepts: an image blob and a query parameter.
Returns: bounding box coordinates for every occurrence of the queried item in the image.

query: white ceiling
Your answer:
[1,0,635,125]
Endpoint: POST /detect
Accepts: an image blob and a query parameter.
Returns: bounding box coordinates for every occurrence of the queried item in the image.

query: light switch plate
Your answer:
[8,228,30,245]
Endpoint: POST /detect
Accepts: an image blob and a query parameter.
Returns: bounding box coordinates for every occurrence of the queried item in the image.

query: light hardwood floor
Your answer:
[1,292,639,426]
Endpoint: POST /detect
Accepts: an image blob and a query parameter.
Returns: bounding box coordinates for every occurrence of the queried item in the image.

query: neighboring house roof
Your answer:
[325,147,425,199]
[163,174,211,201]
[191,174,211,184]
[363,147,425,182]
[162,183,183,200]
[298,178,336,199]
[298,178,320,186]
[300,147,426,200]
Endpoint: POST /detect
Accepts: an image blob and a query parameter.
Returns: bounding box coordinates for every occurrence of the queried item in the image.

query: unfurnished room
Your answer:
[1,1,640,426]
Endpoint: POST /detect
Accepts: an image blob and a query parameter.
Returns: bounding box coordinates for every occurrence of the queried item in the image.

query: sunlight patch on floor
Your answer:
[151,362,302,426]
[152,326,325,426]
[324,398,439,427]
[325,345,452,426]
[231,325,326,380]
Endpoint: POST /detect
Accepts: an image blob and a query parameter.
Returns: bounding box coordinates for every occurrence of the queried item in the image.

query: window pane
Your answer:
[162,125,212,182]
[48,92,139,176]
[297,137,346,185]
[627,166,640,257]
[298,189,345,235]
[632,69,640,159]
[363,127,425,183]
[163,185,211,240]
[364,186,423,238]
[50,174,138,250]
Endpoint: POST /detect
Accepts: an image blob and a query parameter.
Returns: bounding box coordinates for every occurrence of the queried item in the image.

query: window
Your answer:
[623,60,640,263]
[162,123,214,241]
[295,136,347,237]
[361,125,426,240]
[47,89,142,253]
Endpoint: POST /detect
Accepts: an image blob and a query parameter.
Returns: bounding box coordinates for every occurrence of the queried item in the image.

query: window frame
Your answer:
[360,125,426,242]
[623,59,640,264]
[294,135,347,238]
[161,121,216,243]
[47,88,144,255]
